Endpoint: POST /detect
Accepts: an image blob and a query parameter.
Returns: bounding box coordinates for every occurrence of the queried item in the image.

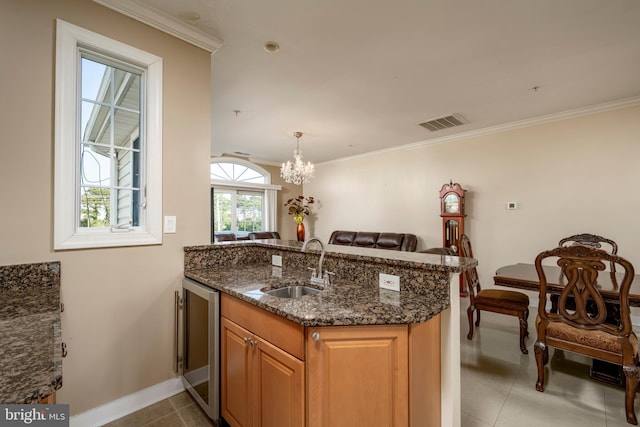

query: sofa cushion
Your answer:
[353,232,379,248]
[330,231,357,245]
[376,233,404,250]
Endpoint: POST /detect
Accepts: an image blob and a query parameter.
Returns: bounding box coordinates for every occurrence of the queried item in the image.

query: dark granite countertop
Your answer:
[186,263,450,326]
[182,235,480,327]
[0,262,62,403]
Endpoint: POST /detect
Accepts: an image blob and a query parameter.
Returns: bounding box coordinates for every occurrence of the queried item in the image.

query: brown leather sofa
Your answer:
[328,230,417,252]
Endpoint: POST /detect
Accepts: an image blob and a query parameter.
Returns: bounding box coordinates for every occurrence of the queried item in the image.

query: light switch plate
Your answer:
[272,255,282,267]
[379,273,400,292]
[164,216,176,233]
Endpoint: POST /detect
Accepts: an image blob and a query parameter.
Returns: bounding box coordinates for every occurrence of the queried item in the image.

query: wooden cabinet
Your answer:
[221,293,442,427]
[307,317,441,427]
[39,394,55,404]
[221,294,305,427]
[221,318,252,427]
[307,325,408,427]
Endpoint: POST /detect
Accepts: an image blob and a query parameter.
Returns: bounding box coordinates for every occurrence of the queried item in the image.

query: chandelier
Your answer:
[280,131,315,185]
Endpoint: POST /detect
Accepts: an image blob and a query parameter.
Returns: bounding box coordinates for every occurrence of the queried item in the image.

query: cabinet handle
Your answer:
[174,291,182,373]
[312,332,320,341]
[243,337,259,348]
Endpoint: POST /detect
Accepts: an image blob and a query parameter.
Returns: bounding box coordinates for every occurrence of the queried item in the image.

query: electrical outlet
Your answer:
[379,273,400,291]
[272,255,282,267]
[506,201,518,210]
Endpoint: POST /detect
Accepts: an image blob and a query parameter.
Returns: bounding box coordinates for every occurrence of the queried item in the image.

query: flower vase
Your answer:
[296,222,305,242]
[294,214,305,241]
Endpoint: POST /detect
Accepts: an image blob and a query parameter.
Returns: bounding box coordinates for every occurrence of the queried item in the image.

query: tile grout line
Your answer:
[168,393,191,427]
[491,365,520,426]
[492,322,532,426]
[175,406,190,427]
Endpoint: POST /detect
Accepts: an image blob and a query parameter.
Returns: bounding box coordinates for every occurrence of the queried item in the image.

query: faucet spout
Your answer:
[302,237,325,281]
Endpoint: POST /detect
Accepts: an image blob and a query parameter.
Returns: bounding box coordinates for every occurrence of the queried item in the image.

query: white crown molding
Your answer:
[322,95,640,166]
[93,0,223,53]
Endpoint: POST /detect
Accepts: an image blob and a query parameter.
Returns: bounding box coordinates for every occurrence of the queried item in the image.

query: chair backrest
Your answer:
[459,234,481,298]
[535,245,635,336]
[558,233,618,254]
[558,233,618,277]
[214,232,237,242]
[420,247,457,256]
[248,231,281,240]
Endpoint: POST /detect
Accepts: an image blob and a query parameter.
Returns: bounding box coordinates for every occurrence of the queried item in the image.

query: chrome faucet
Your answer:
[302,237,331,286]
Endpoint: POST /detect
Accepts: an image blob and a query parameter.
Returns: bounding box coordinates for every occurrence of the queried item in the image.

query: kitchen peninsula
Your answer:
[184,239,475,427]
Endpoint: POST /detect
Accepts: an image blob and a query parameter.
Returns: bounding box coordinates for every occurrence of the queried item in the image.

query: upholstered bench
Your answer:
[328,230,417,252]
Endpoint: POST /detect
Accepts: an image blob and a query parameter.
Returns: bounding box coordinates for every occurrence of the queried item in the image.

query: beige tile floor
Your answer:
[460,307,636,427]
[105,306,637,427]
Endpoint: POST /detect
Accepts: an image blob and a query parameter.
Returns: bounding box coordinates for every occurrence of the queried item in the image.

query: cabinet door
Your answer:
[221,317,252,427]
[253,336,305,427]
[307,325,409,427]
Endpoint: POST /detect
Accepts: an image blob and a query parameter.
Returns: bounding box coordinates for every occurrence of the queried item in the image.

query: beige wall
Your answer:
[305,105,640,294]
[0,0,211,415]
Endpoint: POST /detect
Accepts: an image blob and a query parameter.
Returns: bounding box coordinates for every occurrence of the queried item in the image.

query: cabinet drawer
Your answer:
[221,293,304,360]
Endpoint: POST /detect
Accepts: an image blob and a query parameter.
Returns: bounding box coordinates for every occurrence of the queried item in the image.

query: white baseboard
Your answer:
[70,377,185,427]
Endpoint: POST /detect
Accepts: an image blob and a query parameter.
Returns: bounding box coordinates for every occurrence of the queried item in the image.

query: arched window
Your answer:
[210,158,280,242]
[210,159,269,184]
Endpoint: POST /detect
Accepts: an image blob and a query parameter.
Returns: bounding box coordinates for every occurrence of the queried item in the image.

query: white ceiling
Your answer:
[103,0,640,164]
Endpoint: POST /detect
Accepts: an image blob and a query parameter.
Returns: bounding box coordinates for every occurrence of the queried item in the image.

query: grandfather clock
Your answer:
[439,180,467,296]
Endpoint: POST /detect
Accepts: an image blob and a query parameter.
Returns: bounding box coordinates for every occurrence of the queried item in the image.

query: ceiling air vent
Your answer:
[419,114,466,132]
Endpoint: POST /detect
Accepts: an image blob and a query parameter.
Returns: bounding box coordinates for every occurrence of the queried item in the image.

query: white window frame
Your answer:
[210,158,281,238]
[212,187,265,237]
[54,20,163,249]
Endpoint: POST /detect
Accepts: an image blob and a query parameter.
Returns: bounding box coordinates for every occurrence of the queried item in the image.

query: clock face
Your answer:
[444,194,459,213]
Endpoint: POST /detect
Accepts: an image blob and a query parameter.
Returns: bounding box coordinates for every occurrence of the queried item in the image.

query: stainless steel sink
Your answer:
[263,285,320,298]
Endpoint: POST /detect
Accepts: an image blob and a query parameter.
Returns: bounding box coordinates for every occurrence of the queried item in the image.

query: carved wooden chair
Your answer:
[460,234,530,354]
[533,245,639,425]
